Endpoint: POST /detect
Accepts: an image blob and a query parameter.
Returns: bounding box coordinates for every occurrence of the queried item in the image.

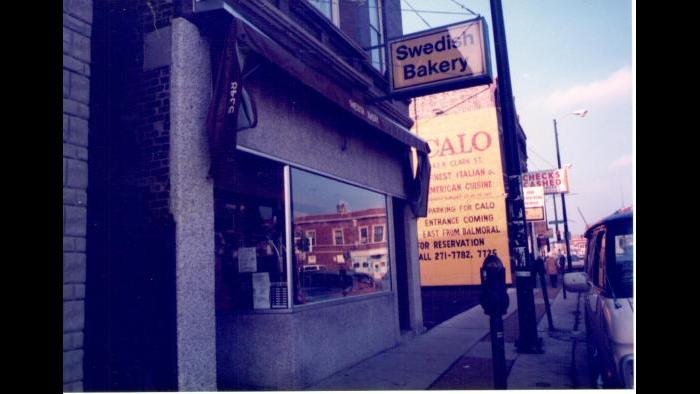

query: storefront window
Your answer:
[291,168,391,304]
[308,0,340,27]
[368,0,385,73]
[215,152,288,311]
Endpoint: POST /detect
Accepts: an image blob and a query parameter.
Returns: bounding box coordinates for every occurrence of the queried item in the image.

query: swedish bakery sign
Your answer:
[388,17,492,97]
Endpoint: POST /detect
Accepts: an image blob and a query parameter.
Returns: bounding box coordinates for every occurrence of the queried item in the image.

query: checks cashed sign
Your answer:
[522,168,570,194]
[388,18,492,97]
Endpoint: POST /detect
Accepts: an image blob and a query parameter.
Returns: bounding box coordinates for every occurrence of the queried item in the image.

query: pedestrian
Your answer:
[558,253,566,273]
[546,254,559,288]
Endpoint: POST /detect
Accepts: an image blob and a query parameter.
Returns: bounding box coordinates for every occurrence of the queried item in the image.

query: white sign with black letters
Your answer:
[388,17,492,97]
[238,247,257,273]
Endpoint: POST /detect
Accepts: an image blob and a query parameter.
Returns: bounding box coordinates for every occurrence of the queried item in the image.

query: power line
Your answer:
[307,0,475,15]
[402,8,474,15]
[526,147,557,168]
[447,0,479,16]
[401,0,432,28]
[412,85,493,129]
[524,156,549,172]
[434,86,492,115]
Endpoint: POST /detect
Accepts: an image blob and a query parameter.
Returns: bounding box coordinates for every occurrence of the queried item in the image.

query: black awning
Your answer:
[232,16,431,154]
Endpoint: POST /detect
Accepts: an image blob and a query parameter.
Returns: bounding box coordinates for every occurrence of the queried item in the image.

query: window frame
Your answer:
[231,146,399,311]
[586,229,605,289]
[333,228,345,245]
[359,226,369,244]
[597,232,607,291]
[367,0,386,73]
[290,166,394,307]
[373,224,385,243]
[306,0,340,27]
[305,229,316,249]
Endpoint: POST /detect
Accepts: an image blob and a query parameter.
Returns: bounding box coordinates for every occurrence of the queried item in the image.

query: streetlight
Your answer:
[553,109,587,272]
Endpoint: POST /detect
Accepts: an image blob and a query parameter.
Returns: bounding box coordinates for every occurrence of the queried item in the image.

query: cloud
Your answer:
[538,66,632,111]
[609,153,633,170]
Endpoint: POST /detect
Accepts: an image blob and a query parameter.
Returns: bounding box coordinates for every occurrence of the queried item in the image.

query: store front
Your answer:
[213,149,402,389]
[206,64,424,389]
[168,3,430,390]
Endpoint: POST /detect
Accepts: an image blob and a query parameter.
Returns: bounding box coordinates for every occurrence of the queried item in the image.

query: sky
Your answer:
[400,0,634,236]
[292,168,386,216]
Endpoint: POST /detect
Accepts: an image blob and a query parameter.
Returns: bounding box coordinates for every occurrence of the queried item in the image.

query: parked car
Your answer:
[570,255,585,271]
[563,210,633,389]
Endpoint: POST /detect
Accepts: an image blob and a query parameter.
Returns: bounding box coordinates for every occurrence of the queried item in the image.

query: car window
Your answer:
[598,233,606,289]
[585,233,596,277]
[609,225,633,298]
[587,230,605,287]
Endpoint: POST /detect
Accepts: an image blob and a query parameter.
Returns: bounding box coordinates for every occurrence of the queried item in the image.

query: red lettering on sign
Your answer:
[428,131,493,158]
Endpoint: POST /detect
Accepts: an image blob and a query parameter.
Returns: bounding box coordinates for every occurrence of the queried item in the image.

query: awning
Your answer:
[231,15,431,154]
[203,8,431,216]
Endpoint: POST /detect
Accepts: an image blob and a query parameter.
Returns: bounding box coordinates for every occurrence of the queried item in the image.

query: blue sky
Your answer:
[401,0,634,235]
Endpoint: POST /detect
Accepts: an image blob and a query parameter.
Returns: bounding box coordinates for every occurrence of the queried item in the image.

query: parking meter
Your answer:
[480,255,509,316]
[480,255,509,389]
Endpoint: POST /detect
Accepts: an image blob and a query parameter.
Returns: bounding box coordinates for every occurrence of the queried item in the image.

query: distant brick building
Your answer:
[294,206,389,276]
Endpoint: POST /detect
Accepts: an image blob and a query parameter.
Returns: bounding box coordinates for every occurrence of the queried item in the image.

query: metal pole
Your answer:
[553,119,573,272]
[561,195,573,271]
[552,194,560,242]
[490,314,507,389]
[536,258,554,331]
[490,0,541,354]
[529,222,538,258]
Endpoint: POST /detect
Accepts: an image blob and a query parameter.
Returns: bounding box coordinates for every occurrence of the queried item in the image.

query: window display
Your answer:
[291,168,391,304]
[215,152,287,311]
[214,152,393,310]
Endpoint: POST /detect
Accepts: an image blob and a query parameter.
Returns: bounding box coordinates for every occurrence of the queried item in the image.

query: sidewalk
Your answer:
[307,285,592,390]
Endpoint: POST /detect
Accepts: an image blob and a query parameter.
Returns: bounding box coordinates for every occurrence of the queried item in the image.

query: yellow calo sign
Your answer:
[415,108,511,286]
[389,18,491,97]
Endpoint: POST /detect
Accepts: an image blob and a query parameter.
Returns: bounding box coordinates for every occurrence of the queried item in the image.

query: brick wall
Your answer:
[127,0,174,224]
[63,0,93,391]
[132,66,172,223]
[410,82,528,171]
[410,83,497,122]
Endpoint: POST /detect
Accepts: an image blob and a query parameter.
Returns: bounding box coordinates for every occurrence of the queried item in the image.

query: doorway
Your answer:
[393,198,411,332]
[83,2,178,390]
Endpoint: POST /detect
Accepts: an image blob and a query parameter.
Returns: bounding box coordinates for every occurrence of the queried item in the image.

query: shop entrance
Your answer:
[393,198,412,332]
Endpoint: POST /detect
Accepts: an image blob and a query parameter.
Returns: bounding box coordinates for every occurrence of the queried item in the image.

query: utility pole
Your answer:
[489,0,541,354]
[553,120,573,272]
[552,192,566,299]
[552,195,560,242]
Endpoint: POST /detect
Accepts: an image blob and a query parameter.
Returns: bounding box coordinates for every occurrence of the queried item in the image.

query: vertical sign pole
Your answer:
[489,0,542,354]
[491,314,508,389]
[554,120,573,273]
[551,184,566,299]
[552,195,560,242]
